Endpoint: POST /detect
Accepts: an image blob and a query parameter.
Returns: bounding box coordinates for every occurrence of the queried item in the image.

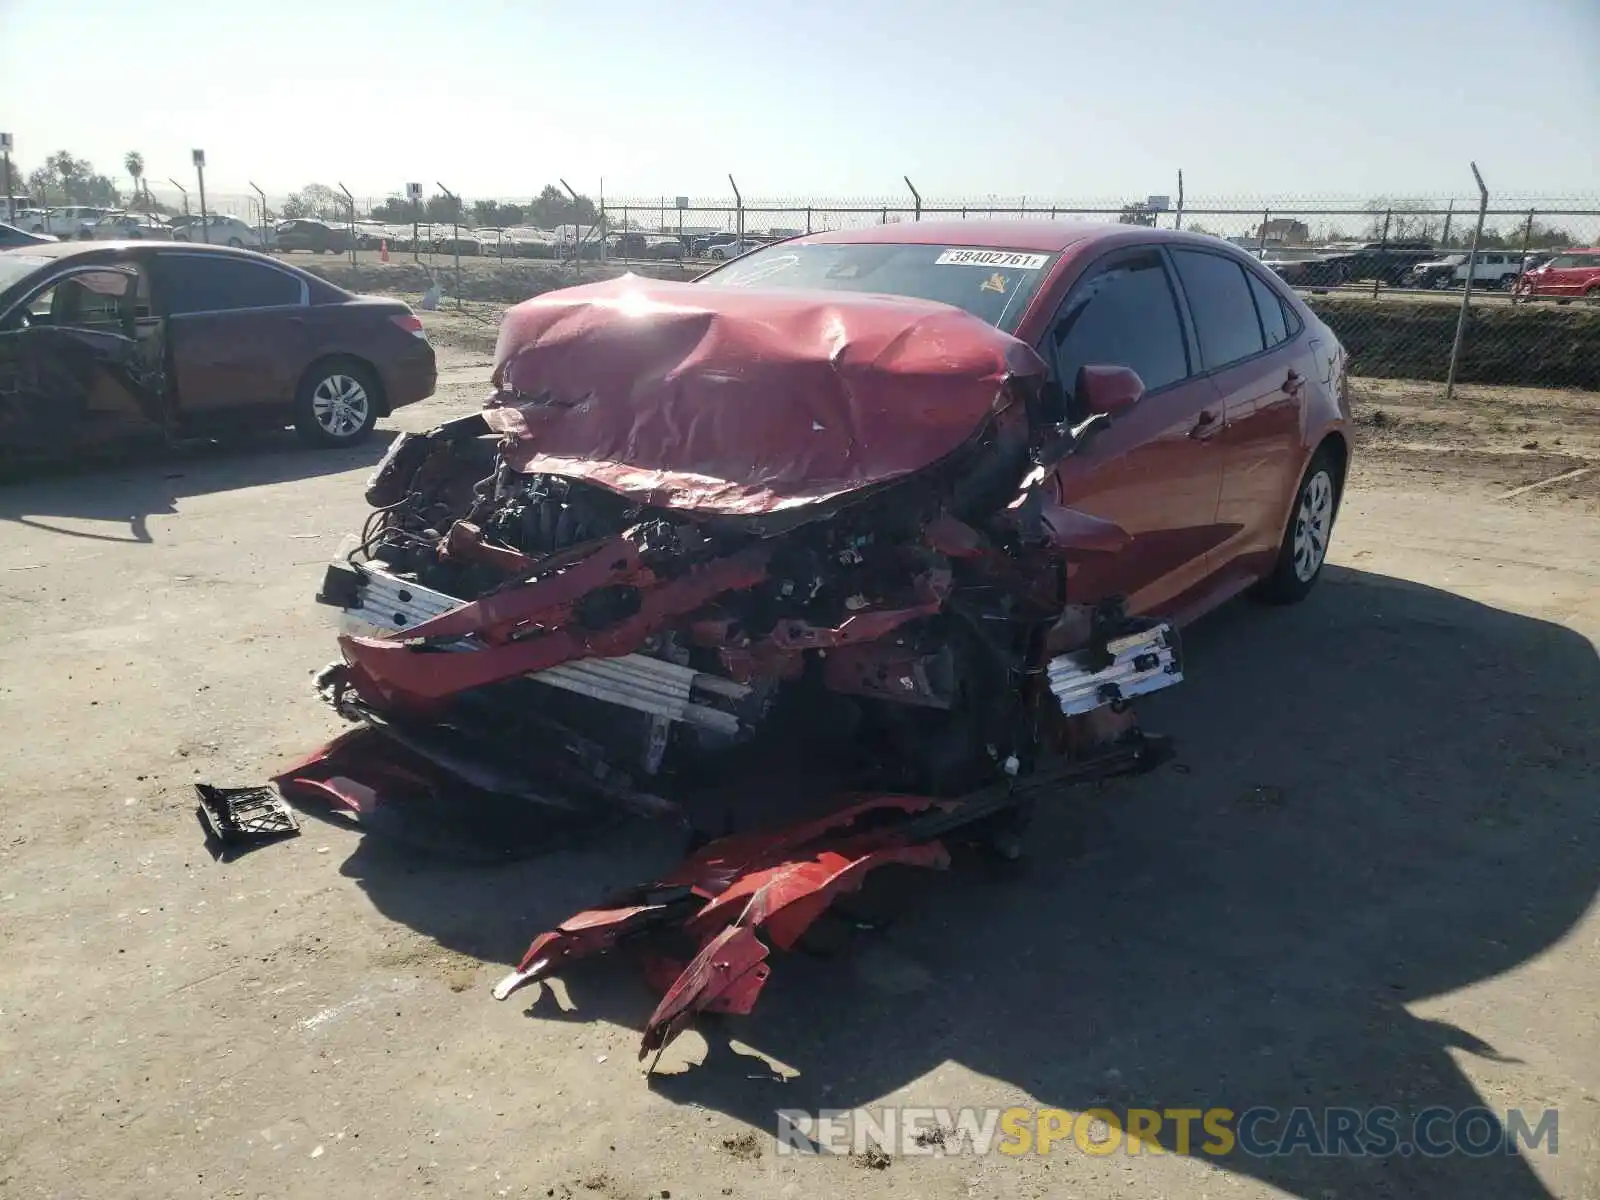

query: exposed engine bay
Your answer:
[286,276,1185,1060]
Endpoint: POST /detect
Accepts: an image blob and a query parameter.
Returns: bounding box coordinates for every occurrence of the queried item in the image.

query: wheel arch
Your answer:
[1316,428,1350,492]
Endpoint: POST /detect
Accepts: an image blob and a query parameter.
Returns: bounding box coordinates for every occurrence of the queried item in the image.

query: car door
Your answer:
[1168,248,1309,581]
[0,263,164,450]
[1043,246,1226,618]
[152,251,310,421]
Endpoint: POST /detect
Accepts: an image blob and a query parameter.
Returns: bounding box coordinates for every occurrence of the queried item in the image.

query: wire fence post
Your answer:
[437,183,461,310]
[337,183,356,266]
[1445,163,1490,404]
[904,176,921,222]
[1174,169,1184,231]
[806,206,812,234]
[1440,199,1454,248]
[249,181,267,248]
[1512,208,1535,305]
[1256,208,1270,255]
[167,178,188,216]
[1372,209,1392,299]
[729,174,743,242]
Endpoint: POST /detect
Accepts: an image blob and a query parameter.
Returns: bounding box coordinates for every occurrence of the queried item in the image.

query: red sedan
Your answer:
[698,221,1352,621]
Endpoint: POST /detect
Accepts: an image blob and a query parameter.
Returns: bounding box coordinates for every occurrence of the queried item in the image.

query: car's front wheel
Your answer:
[1253,447,1343,605]
[294,361,380,447]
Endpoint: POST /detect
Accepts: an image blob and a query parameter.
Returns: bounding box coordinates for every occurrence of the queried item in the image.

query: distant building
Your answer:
[1255,218,1310,245]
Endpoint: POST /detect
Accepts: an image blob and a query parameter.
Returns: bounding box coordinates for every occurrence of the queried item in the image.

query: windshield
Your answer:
[695,241,1058,332]
[0,254,50,294]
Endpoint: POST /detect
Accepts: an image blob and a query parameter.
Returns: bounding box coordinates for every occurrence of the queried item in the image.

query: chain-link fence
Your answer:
[146,182,1600,394]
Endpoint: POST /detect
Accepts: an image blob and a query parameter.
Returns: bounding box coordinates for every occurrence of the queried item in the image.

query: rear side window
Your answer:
[1171,249,1267,369]
[1246,271,1289,347]
[158,255,302,314]
[1050,251,1190,402]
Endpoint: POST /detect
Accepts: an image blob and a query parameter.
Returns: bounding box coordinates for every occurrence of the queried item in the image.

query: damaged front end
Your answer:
[286,276,1184,1058]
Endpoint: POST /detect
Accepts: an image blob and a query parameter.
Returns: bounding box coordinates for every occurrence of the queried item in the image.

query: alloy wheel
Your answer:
[1292,468,1335,582]
[311,374,370,438]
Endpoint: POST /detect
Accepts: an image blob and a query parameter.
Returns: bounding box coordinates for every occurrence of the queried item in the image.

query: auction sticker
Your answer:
[935,248,1050,269]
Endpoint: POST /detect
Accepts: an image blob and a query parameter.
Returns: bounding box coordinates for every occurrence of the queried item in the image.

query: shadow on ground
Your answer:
[333,566,1599,1200]
[0,428,396,544]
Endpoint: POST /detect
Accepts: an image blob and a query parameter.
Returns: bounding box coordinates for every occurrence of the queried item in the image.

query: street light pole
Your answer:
[1,133,15,223]
[192,150,209,243]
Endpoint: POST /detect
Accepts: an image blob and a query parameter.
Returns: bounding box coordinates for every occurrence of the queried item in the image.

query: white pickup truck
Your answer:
[23,206,111,238]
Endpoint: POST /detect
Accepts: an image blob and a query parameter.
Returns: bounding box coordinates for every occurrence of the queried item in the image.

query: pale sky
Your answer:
[2,0,1596,205]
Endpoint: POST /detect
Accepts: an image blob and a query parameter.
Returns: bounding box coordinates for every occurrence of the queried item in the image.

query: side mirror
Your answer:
[1075,364,1145,417]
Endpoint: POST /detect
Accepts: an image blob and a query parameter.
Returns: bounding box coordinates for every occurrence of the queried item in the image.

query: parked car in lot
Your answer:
[1405,252,1468,289]
[706,238,769,260]
[24,206,112,238]
[172,214,269,249]
[0,221,57,248]
[275,218,350,254]
[0,242,436,464]
[89,211,176,240]
[1512,249,1600,301]
[691,232,741,257]
[1406,250,1524,290]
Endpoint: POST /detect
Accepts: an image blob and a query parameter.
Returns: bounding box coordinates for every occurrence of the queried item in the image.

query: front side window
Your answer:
[1171,249,1267,370]
[1050,251,1190,403]
[158,255,301,314]
[696,241,1057,332]
[8,268,136,332]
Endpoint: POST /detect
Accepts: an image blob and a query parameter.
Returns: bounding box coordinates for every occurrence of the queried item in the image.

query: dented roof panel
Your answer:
[485,274,1048,514]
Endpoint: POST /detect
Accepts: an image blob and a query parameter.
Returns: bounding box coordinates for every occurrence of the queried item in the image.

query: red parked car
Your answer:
[1512,249,1600,301]
[0,241,436,464]
[313,220,1350,800]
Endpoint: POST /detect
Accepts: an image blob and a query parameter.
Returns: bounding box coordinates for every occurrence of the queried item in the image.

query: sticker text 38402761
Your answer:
[934,249,1051,270]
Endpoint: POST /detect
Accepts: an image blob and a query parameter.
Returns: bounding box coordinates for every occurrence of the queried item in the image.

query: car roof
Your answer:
[12,240,277,265]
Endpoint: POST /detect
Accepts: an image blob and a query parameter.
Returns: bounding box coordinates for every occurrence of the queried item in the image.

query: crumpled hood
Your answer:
[485,274,1046,515]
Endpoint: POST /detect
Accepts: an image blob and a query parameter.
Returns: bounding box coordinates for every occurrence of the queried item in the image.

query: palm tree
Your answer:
[124,151,145,210]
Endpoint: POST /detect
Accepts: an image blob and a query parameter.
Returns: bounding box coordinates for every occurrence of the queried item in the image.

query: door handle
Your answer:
[1282,369,1303,394]
[1188,409,1221,440]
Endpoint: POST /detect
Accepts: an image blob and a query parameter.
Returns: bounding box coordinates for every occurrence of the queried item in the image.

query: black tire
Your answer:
[1253,446,1343,605]
[293,359,381,447]
[227,237,243,248]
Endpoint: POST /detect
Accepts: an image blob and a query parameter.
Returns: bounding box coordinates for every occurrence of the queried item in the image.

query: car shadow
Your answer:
[329,566,1598,1200]
[0,428,397,545]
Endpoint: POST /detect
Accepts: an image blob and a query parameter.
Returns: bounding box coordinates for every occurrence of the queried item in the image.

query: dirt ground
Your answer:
[0,325,1596,1200]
